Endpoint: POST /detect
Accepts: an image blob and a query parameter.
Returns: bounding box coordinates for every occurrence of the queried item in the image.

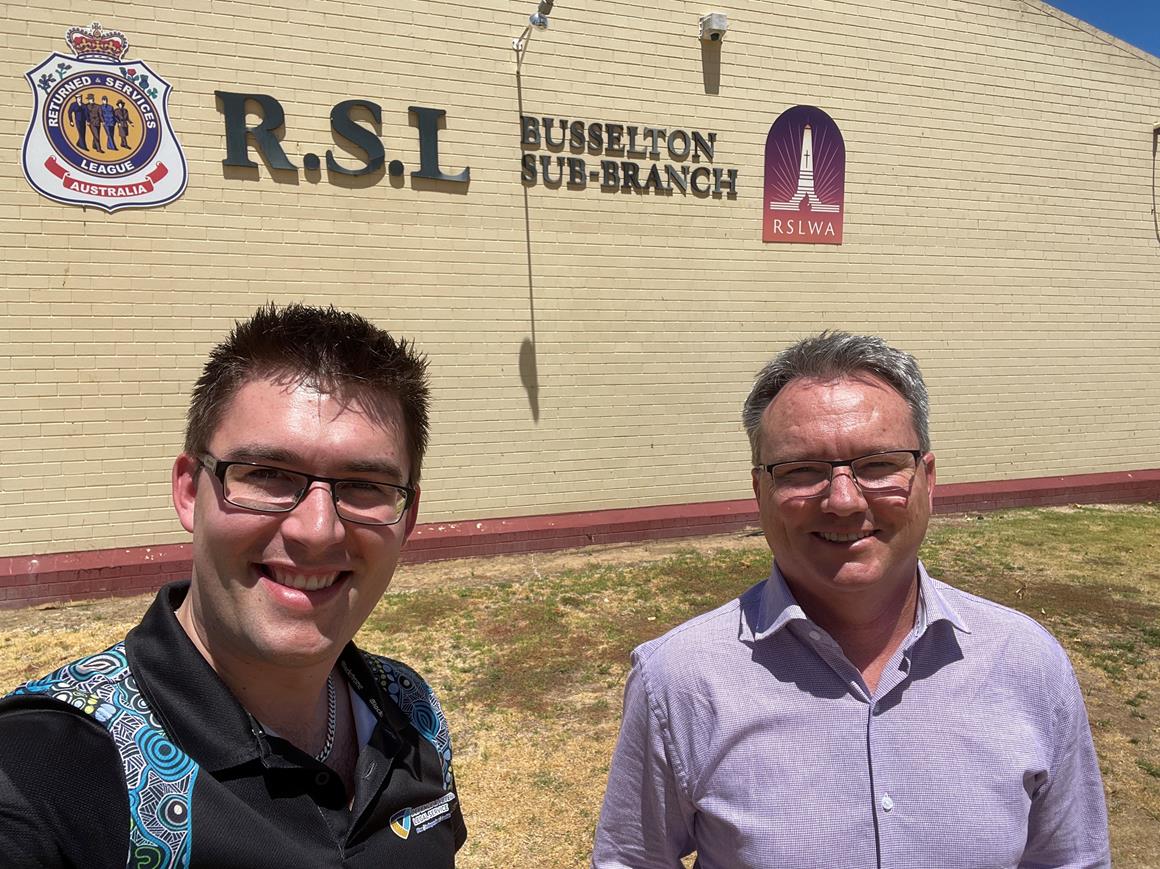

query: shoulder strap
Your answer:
[11,642,198,869]
[361,652,455,791]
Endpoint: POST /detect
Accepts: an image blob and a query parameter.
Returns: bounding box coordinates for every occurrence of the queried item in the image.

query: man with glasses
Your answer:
[0,304,466,866]
[593,332,1108,868]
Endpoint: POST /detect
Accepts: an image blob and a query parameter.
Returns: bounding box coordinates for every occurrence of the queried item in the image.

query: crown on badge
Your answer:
[65,22,129,61]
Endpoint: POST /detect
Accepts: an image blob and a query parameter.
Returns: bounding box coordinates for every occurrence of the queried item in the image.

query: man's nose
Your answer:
[822,468,868,515]
[280,482,346,546]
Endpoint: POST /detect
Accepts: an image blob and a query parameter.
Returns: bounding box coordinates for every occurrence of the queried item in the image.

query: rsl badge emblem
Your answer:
[22,22,187,212]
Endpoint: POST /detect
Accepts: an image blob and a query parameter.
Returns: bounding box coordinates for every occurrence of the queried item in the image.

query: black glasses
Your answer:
[755,450,924,498]
[198,455,415,526]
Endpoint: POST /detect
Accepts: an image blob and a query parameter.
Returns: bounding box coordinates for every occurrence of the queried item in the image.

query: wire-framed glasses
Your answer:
[198,454,414,526]
[755,449,924,498]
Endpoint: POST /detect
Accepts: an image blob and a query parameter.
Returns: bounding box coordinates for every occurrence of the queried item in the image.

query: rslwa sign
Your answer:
[763,106,845,244]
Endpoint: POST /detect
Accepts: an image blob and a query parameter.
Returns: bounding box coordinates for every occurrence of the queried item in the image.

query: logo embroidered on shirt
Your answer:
[389,792,457,839]
[389,809,412,839]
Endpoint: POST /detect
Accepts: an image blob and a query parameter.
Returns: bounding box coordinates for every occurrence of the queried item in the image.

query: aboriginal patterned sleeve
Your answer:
[364,652,457,792]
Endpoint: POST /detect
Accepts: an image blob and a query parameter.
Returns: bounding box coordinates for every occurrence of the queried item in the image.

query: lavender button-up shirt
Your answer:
[592,562,1109,869]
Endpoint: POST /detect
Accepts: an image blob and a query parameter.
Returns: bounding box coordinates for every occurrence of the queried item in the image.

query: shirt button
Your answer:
[314,772,330,787]
[881,794,894,812]
[872,702,881,715]
[808,630,822,641]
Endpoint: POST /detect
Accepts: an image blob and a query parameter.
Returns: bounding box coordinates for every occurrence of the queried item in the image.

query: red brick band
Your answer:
[3,468,1159,609]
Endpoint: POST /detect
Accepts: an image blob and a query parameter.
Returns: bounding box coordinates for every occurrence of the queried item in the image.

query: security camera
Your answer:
[699,12,728,42]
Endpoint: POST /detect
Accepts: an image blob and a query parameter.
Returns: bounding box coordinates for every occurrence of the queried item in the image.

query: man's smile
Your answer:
[814,530,877,543]
[262,565,351,592]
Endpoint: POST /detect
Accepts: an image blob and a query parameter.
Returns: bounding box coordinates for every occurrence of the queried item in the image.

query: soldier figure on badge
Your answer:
[100,95,118,151]
[84,93,103,153]
[67,93,88,150]
[114,100,133,149]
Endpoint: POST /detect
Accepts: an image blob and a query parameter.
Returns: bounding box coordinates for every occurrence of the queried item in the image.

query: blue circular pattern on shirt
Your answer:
[138,727,196,780]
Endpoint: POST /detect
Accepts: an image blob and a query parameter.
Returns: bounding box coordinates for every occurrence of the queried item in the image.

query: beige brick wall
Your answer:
[2,0,1158,556]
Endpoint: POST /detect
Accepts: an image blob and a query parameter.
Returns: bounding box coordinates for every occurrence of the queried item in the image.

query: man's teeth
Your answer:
[819,531,874,543]
[270,568,341,591]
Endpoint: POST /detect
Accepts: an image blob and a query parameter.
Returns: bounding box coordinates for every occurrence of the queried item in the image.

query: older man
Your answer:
[0,304,466,866]
[593,332,1108,868]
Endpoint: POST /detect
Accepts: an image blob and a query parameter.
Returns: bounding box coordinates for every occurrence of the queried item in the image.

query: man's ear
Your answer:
[923,452,937,510]
[172,454,200,533]
[751,467,762,501]
[401,485,421,542]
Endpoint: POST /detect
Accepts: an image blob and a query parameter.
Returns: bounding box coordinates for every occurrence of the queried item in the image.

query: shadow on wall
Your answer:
[1153,126,1158,245]
[701,40,722,95]
[520,337,540,421]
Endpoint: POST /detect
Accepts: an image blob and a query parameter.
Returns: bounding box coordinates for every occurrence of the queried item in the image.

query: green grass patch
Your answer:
[1136,759,1160,779]
[362,548,770,716]
[1138,624,1160,648]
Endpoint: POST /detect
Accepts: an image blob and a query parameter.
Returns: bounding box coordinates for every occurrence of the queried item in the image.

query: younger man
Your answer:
[0,304,466,866]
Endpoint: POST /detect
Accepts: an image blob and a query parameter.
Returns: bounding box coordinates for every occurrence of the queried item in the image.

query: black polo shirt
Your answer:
[0,582,466,867]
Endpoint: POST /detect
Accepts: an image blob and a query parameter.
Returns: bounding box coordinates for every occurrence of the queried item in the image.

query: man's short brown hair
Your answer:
[184,303,430,482]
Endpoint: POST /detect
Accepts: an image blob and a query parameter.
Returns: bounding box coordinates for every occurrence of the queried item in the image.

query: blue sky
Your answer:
[1046,0,1160,58]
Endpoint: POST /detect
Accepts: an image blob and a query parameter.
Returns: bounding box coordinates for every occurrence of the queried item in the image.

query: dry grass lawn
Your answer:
[1,506,1158,866]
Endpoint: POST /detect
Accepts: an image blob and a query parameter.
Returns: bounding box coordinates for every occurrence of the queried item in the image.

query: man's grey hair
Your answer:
[742,331,931,464]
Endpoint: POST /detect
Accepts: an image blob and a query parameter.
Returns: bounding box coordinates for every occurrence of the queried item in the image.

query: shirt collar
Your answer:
[739,561,807,642]
[125,581,266,771]
[741,559,971,643]
[124,581,408,772]
[915,561,971,634]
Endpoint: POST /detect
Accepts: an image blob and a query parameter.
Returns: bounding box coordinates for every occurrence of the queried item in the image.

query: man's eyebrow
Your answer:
[220,445,298,464]
[342,459,407,481]
[766,446,912,463]
[218,446,406,481]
